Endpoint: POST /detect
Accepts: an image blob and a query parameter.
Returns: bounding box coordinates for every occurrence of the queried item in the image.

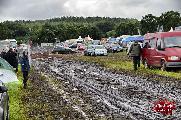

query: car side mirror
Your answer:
[0,86,8,93]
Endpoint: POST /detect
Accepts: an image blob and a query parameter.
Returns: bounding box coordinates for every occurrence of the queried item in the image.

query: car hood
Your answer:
[95,49,107,51]
[161,48,181,56]
[0,69,18,83]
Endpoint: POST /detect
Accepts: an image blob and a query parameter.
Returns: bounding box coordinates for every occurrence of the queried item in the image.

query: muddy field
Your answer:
[24,57,181,120]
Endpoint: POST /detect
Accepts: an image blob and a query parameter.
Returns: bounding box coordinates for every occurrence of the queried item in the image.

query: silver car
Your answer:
[0,58,11,120]
[84,45,107,56]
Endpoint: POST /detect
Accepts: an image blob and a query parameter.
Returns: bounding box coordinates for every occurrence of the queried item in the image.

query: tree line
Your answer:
[0,11,180,44]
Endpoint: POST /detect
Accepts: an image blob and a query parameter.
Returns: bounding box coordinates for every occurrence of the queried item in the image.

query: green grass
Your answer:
[5,67,27,120]
[74,52,181,80]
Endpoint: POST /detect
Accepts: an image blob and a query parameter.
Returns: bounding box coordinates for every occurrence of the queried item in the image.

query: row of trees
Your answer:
[140,11,181,34]
[0,11,180,44]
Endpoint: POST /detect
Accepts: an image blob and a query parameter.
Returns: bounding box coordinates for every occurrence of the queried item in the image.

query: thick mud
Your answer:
[30,58,181,120]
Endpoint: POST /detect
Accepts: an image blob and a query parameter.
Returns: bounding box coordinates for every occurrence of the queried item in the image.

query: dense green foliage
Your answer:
[0,11,180,43]
[140,11,181,35]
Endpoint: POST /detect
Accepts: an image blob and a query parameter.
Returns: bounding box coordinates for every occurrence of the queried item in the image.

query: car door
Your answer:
[142,40,151,63]
[148,38,158,66]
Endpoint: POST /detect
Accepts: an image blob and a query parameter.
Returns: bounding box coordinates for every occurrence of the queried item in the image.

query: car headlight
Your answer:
[168,56,180,60]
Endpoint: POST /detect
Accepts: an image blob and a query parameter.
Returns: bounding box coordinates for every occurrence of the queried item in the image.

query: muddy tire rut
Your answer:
[25,59,181,120]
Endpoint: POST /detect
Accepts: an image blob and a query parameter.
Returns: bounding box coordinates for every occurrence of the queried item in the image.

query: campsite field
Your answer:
[8,51,181,120]
[74,52,181,80]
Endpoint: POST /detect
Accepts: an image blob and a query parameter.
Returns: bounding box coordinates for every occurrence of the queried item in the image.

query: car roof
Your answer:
[145,31,181,39]
[0,57,14,71]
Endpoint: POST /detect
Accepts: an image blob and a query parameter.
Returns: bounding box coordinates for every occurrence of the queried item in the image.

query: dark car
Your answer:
[0,80,9,120]
[69,44,77,49]
[105,43,123,53]
[52,46,76,54]
[0,58,10,120]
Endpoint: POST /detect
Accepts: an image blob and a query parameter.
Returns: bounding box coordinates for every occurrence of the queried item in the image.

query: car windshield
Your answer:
[87,46,93,49]
[95,45,104,49]
[0,58,14,71]
[164,36,181,48]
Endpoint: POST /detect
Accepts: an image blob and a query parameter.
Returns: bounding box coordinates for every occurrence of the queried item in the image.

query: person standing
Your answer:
[127,41,142,70]
[20,51,30,89]
[14,49,19,72]
[6,48,18,72]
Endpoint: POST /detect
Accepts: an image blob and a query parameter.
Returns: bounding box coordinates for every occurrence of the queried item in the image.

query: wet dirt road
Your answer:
[32,58,181,120]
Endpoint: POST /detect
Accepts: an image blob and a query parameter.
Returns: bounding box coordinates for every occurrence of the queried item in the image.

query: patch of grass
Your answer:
[5,67,27,120]
[74,52,181,80]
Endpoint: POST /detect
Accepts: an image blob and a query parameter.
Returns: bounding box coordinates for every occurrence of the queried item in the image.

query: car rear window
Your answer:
[0,58,14,71]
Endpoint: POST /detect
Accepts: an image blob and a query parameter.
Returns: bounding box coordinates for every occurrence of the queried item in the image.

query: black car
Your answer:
[0,80,9,120]
[52,46,76,54]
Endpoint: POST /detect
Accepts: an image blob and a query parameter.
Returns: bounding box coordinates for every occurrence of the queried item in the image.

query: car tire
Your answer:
[6,104,9,120]
[161,60,167,71]
[2,100,9,120]
[90,52,94,56]
[144,59,150,69]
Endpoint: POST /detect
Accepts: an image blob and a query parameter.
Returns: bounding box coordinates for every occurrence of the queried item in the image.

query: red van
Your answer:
[142,31,181,71]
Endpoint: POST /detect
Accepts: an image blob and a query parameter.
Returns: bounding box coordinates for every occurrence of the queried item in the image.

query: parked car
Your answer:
[105,43,123,53]
[84,45,95,56]
[0,80,9,120]
[142,31,181,71]
[84,45,107,56]
[0,57,18,120]
[77,43,86,51]
[92,40,101,45]
[94,45,107,56]
[69,43,77,49]
[52,46,76,54]
[0,57,18,83]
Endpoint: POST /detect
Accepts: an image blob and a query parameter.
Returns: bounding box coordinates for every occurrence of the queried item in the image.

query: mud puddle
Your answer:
[32,58,181,120]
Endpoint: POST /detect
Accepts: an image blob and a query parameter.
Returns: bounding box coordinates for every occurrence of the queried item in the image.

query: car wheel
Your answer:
[2,100,9,120]
[90,52,94,56]
[144,59,150,69]
[161,60,167,71]
[6,104,9,120]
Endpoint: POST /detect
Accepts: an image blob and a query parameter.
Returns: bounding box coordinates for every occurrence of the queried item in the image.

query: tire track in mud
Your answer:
[33,59,181,120]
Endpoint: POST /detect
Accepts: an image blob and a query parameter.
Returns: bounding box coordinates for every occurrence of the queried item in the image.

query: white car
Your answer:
[0,58,18,83]
[93,45,108,56]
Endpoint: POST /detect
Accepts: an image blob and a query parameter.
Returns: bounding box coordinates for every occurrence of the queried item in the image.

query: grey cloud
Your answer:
[0,0,8,12]
[0,0,180,21]
[0,0,68,20]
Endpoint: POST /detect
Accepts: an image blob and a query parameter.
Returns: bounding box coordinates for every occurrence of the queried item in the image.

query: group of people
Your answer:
[0,48,30,89]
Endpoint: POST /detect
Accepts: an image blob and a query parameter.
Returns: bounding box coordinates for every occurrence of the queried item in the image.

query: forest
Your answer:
[0,11,180,44]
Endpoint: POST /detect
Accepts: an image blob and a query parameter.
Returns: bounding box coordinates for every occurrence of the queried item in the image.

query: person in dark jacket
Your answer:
[127,41,142,70]
[5,48,18,72]
[14,49,19,72]
[20,51,30,89]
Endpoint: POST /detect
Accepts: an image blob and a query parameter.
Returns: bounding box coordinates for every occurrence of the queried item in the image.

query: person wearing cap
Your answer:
[127,41,142,70]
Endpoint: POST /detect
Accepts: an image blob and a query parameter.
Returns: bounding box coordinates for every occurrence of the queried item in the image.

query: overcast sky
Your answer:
[0,0,180,22]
